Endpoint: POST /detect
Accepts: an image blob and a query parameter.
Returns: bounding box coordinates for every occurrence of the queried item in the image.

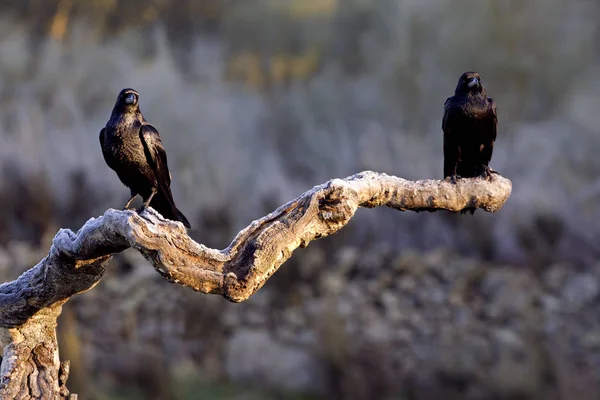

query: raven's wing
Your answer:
[442,97,459,178]
[139,124,191,228]
[99,127,114,169]
[490,98,498,141]
[99,127,105,148]
[481,98,498,166]
[139,124,175,206]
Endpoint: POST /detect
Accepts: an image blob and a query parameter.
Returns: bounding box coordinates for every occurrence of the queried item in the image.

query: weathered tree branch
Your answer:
[0,171,511,398]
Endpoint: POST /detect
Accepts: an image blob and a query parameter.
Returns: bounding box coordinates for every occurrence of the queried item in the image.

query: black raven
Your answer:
[100,88,191,228]
[443,71,498,182]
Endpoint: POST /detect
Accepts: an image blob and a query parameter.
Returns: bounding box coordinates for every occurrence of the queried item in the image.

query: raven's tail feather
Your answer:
[149,191,192,228]
[173,207,191,228]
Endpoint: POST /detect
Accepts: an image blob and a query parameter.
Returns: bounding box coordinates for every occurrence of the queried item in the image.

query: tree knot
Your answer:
[318,180,357,225]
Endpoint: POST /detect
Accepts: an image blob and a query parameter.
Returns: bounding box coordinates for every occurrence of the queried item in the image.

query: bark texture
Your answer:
[0,305,74,399]
[0,171,512,398]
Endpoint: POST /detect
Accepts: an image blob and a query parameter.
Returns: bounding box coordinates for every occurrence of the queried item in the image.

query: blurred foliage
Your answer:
[0,0,599,263]
[6,0,226,41]
[1,1,600,398]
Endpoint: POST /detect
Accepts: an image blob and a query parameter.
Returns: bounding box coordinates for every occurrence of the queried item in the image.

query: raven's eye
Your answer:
[124,93,136,104]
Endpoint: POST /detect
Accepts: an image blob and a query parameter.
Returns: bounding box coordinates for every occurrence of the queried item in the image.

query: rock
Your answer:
[485,331,542,398]
[378,289,398,311]
[562,273,600,308]
[376,270,395,289]
[320,272,345,295]
[365,280,380,295]
[480,270,541,321]
[364,319,393,343]
[296,330,318,346]
[244,308,267,325]
[540,294,561,313]
[276,326,297,342]
[225,329,325,392]
[452,307,473,326]
[336,296,354,317]
[542,263,570,292]
[358,243,392,272]
[303,298,326,320]
[418,277,447,306]
[246,288,272,308]
[221,303,242,328]
[283,308,305,327]
[26,241,600,399]
[298,247,326,281]
[583,332,600,350]
[382,306,403,324]
[397,276,417,293]
[334,246,359,273]
[493,329,525,351]
[394,328,413,344]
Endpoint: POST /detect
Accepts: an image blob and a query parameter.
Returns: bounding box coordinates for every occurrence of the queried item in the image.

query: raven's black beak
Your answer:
[467,77,479,88]
[124,93,136,104]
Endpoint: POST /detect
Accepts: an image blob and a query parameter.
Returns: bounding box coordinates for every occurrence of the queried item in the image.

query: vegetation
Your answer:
[0,1,599,398]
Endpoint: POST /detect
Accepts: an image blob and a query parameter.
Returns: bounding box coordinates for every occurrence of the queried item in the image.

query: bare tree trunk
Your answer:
[0,171,512,398]
[1,304,75,399]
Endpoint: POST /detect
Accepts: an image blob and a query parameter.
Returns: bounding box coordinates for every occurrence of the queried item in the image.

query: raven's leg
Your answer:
[488,167,500,176]
[444,167,461,184]
[480,165,493,181]
[480,142,496,180]
[443,142,461,184]
[142,187,158,208]
[123,190,138,210]
[445,173,461,184]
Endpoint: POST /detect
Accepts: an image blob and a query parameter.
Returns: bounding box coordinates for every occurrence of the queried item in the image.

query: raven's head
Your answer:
[112,88,140,114]
[455,71,485,96]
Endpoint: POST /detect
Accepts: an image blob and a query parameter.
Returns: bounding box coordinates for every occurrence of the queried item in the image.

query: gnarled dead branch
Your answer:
[0,170,511,399]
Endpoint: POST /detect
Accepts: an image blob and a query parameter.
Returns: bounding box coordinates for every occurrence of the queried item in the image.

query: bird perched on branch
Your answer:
[100,88,191,228]
[442,71,498,183]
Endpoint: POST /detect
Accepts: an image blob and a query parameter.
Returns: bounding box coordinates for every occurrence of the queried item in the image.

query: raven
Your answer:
[442,71,498,182]
[100,88,191,228]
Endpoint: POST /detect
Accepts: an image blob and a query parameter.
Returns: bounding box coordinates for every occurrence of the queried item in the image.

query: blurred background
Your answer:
[1,0,600,399]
